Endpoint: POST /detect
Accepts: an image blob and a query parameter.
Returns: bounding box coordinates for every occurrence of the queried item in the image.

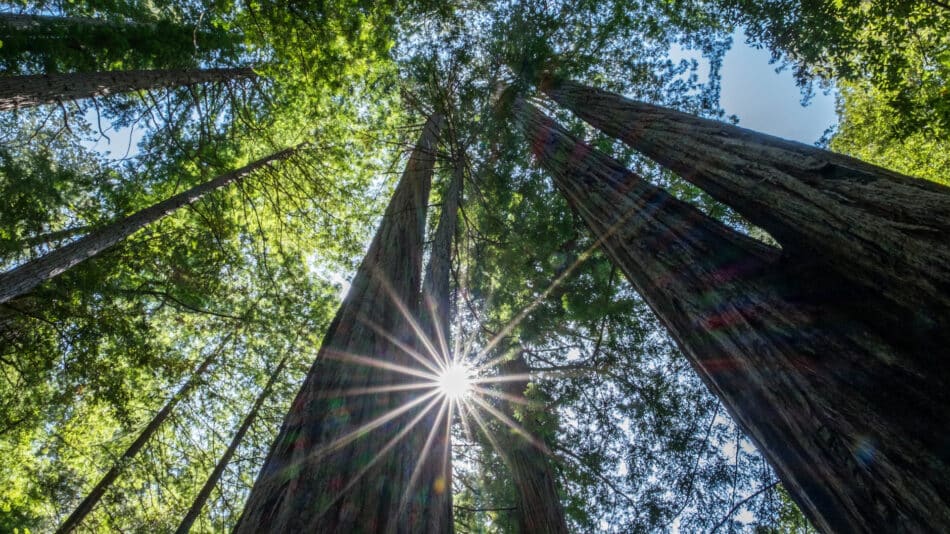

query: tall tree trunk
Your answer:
[0,147,296,304]
[512,98,950,532]
[175,354,289,534]
[413,147,465,533]
[0,13,117,31]
[234,115,444,533]
[539,77,950,344]
[497,353,569,534]
[0,67,255,110]
[57,334,232,533]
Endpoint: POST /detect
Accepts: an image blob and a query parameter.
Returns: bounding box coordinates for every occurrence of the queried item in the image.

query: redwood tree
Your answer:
[497,353,569,534]
[539,77,950,345]
[233,115,448,533]
[0,146,297,304]
[512,97,950,532]
[57,334,233,534]
[0,67,255,111]
[175,353,289,534]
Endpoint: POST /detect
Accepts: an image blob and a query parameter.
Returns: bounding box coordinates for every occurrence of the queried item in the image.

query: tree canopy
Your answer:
[0,0,947,532]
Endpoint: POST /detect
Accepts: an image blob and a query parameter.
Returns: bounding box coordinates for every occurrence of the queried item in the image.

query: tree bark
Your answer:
[0,67,256,111]
[513,98,950,533]
[497,353,569,534]
[0,13,116,32]
[540,77,950,344]
[233,115,445,533]
[57,334,231,533]
[175,354,289,534]
[0,147,296,304]
[413,147,465,533]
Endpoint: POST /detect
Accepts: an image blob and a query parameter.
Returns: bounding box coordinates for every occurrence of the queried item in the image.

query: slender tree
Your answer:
[0,147,297,304]
[497,353,569,534]
[57,333,233,534]
[539,76,950,343]
[0,12,242,75]
[512,97,950,532]
[0,67,255,111]
[175,353,289,534]
[234,115,445,533]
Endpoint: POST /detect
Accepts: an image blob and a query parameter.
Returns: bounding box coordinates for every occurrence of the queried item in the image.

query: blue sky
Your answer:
[718,30,838,144]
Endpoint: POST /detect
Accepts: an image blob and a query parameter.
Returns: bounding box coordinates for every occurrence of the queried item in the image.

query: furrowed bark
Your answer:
[498,354,569,534]
[0,147,296,304]
[57,334,232,533]
[413,147,465,533]
[540,77,950,342]
[513,98,950,533]
[0,67,256,110]
[175,354,289,534]
[234,115,444,533]
[0,13,128,31]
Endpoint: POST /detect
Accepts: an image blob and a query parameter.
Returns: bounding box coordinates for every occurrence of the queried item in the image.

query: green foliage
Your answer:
[725,0,950,137]
[830,79,950,187]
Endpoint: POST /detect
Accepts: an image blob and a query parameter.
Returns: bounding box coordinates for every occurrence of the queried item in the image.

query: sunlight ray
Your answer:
[322,348,440,382]
[467,394,552,456]
[312,388,441,460]
[458,397,515,466]
[424,293,453,369]
[471,372,537,384]
[358,315,445,376]
[307,393,444,530]
[398,398,452,516]
[470,384,542,408]
[372,269,448,369]
[313,382,437,398]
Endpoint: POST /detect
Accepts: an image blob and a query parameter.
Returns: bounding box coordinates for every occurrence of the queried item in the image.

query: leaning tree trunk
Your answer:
[233,115,444,533]
[57,334,232,533]
[0,147,296,304]
[497,353,569,534]
[412,147,465,533]
[512,98,950,533]
[175,354,289,534]
[540,77,950,345]
[0,67,256,111]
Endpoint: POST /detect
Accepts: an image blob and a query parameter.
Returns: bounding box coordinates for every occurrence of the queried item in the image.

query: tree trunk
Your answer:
[0,13,116,32]
[57,334,231,533]
[175,354,289,534]
[0,67,256,110]
[512,98,950,533]
[540,77,950,344]
[497,353,569,534]
[0,147,296,304]
[413,148,465,533]
[233,115,444,533]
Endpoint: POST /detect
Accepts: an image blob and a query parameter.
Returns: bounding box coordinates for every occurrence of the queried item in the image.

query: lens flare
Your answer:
[438,363,472,399]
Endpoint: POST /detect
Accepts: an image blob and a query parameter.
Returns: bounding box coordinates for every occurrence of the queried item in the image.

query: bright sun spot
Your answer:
[438,363,471,399]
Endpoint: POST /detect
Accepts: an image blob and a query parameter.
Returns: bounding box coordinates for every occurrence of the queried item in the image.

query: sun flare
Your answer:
[437,363,472,400]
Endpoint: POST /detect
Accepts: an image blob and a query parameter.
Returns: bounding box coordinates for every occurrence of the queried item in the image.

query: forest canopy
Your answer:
[0,0,948,532]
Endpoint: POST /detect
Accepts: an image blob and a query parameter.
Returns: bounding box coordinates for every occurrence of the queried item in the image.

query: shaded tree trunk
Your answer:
[175,354,289,534]
[0,13,117,31]
[413,146,465,533]
[234,115,444,533]
[512,98,950,533]
[0,67,255,110]
[57,334,231,533]
[0,147,296,304]
[540,77,950,344]
[497,353,569,534]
